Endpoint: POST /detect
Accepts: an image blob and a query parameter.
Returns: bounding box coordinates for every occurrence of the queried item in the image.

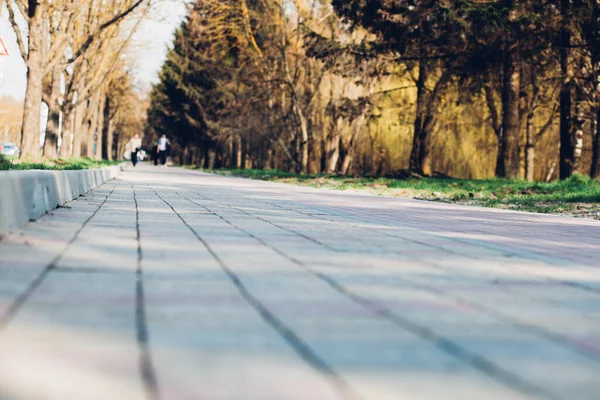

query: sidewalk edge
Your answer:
[0,164,124,234]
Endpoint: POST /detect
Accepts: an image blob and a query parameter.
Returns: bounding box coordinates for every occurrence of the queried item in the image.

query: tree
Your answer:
[149,0,597,182]
[329,0,474,175]
[575,0,600,179]
[6,0,147,159]
[148,0,331,172]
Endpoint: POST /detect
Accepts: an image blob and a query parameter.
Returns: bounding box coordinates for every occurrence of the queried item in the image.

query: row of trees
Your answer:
[148,0,371,174]
[4,0,150,160]
[150,0,600,181]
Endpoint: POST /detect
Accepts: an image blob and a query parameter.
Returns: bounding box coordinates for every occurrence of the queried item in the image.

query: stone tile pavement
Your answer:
[0,165,599,400]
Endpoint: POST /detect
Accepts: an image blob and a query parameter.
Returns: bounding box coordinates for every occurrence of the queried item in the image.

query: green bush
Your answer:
[561,173,592,187]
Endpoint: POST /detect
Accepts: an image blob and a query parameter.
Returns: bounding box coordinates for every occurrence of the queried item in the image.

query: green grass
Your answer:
[203,168,600,218]
[0,156,120,171]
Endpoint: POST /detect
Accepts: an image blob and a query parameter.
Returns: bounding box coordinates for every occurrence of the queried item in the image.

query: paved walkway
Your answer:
[1,165,599,400]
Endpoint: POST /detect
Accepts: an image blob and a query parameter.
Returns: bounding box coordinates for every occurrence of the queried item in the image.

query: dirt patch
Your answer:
[392,189,416,198]
[366,183,388,190]
[560,203,600,219]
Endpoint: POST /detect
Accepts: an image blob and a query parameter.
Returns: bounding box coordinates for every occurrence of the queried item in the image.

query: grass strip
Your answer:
[0,156,120,171]
[199,168,600,219]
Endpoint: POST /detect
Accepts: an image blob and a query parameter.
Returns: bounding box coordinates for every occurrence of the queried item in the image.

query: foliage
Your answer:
[148,0,600,183]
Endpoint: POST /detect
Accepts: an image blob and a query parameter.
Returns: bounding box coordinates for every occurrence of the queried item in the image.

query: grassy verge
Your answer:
[0,156,120,171]
[204,168,600,219]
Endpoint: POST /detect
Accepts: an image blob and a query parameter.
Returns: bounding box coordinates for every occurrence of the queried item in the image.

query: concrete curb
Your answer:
[0,164,123,234]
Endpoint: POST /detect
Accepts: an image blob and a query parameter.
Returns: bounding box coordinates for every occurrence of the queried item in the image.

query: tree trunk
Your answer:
[95,97,106,160]
[102,97,112,160]
[409,62,449,175]
[208,149,216,169]
[116,132,125,161]
[418,115,435,176]
[192,147,200,166]
[282,36,309,174]
[43,67,62,159]
[325,133,340,174]
[72,102,85,157]
[85,97,99,158]
[296,104,309,174]
[244,140,253,169]
[70,62,89,158]
[525,110,536,182]
[338,117,362,176]
[559,0,574,179]
[495,135,505,177]
[546,162,557,182]
[236,135,243,168]
[483,82,505,177]
[43,104,60,159]
[409,60,428,173]
[225,137,233,167]
[61,108,74,157]
[19,7,44,159]
[501,51,521,179]
[266,149,273,170]
[410,122,429,175]
[339,154,353,175]
[183,145,190,165]
[572,86,585,174]
[84,121,94,158]
[591,109,600,179]
[106,120,115,161]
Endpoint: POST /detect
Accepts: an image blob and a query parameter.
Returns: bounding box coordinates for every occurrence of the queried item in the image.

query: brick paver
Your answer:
[1,165,599,400]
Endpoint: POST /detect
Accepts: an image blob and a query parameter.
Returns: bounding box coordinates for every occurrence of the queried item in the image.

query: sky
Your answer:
[0,0,188,101]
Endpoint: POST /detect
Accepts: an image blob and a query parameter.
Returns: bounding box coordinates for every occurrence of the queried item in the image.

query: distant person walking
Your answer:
[128,134,142,167]
[157,134,170,167]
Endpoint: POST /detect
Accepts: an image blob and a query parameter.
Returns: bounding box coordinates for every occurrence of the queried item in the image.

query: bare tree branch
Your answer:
[6,1,27,58]
[67,0,146,64]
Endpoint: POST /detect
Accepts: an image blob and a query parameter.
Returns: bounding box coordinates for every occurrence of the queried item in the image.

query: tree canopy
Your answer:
[146,0,600,181]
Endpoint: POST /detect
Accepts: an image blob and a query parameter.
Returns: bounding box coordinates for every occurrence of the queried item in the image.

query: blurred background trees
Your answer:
[2,0,150,160]
[4,0,600,182]
[146,0,600,181]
